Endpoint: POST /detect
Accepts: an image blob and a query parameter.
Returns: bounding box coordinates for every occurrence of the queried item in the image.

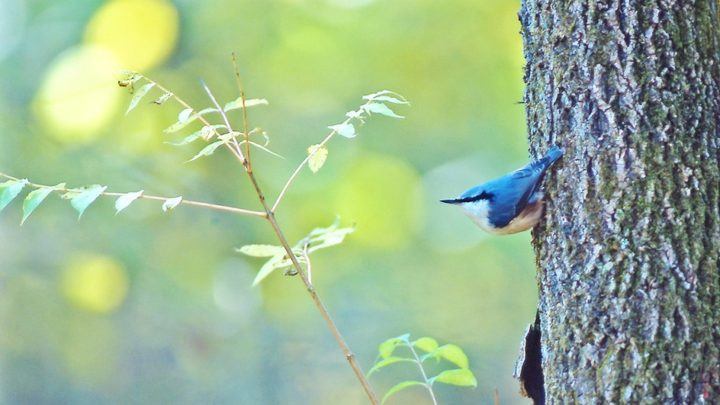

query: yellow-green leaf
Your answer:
[307,144,328,173]
[187,141,225,162]
[430,368,477,387]
[367,357,415,377]
[412,337,439,354]
[223,98,268,112]
[432,344,469,369]
[237,245,286,257]
[126,82,155,114]
[381,381,425,404]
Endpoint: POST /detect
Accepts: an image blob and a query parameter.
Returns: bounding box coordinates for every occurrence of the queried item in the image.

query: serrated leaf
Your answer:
[307,144,328,173]
[378,334,410,359]
[412,337,439,354]
[187,141,225,162]
[178,108,193,123]
[162,196,182,212]
[364,102,404,118]
[153,92,172,105]
[22,184,62,224]
[431,344,469,369]
[381,381,425,404]
[237,244,286,257]
[114,190,143,214]
[328,123,356,138]
[126,82,155,114]
[70,185,106,219]
[252,255,293,286]
[166,126,216,146]
[0,179,27,212]
[430,368,477,388]
[223,98,269,112]
[367,357,415,377]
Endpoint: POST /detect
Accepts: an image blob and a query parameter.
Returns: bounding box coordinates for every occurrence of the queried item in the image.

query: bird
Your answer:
[440,146,563,235]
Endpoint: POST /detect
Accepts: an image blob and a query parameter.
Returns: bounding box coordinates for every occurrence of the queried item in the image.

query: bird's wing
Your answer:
[485,167,543,227]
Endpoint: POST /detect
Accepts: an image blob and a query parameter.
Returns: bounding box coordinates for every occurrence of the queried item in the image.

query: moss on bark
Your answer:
[519,0,720,402]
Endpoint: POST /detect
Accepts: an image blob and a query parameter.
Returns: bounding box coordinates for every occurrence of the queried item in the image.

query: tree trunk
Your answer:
[518,0,720,403]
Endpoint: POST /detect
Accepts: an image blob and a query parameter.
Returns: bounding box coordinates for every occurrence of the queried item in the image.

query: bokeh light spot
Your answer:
[333,153,423,248]
[61,253,129,314]
[33,46,121,143]
[84,0,179,71]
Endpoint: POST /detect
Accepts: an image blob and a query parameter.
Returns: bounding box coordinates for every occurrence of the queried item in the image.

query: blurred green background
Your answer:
[0,0,537,403]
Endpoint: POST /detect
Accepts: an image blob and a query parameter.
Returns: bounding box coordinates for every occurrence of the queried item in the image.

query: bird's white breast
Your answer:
[460,199,545,235]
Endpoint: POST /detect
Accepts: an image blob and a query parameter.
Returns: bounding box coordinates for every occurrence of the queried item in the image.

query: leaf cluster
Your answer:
[369,333,477,404]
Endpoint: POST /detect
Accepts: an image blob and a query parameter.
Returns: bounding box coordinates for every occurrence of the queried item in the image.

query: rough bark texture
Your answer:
[519,0,720,402]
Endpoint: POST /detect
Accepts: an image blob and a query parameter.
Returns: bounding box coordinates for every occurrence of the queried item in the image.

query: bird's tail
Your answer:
[536,145,564,170]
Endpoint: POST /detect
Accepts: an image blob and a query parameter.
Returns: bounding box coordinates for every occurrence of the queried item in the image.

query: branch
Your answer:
[208,77,380,403]
[270,99,373,213]
[0,172,266,218]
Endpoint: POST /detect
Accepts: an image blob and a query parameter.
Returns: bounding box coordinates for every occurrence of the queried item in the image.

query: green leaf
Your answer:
[307,144,328,173]
[328,123,356,138]
[429,368,477,388]
[237,244,286,257]
[381,381,425,404]
[378,334,410,359]
[364,102,404,119]
[126,82,155,114]
[70,185,107,219]
[187,141,225,162]
[370,95,409,105]
[114,190,143,214]
[153,92,172,105]
[178,108,193,123]
[367,357,415,377]
[252,255,293,286]
[21,183,63,224]
[0,179,27,212]
[430,344,469,369]
[412,337,439,354]
[162,196,182,212]
[224,98,269,112]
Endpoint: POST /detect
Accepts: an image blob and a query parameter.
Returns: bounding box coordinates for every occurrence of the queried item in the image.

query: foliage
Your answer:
[0,64,408,404]
[369,333,477,404]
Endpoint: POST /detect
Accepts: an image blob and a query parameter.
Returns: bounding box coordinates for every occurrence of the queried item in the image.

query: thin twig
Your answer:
[271,99,373,213]
[200,80,249,166]
[0,172,266,218]
[141,76,247,165]
[407,343,439,405]
[231,53,253,168]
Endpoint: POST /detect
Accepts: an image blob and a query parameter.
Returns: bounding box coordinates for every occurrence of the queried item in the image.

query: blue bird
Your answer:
[441,146,563,235]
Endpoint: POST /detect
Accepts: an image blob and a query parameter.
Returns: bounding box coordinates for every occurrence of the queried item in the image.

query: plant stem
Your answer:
[199,78,380,404]
[407,343,439,405]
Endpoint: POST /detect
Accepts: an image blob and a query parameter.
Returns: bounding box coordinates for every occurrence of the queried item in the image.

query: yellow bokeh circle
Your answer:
[84,0,179,71]
[334,153,424,248]
[33,46,121,143]
[61,253,129,314]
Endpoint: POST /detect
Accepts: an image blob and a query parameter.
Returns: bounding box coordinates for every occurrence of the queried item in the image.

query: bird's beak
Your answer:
[440,198,462,205]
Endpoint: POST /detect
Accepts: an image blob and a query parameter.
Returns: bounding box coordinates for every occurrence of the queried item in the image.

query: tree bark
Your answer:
[518,0,720,403]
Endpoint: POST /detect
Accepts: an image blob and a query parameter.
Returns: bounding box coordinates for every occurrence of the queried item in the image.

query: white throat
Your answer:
[459,200,495,233]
